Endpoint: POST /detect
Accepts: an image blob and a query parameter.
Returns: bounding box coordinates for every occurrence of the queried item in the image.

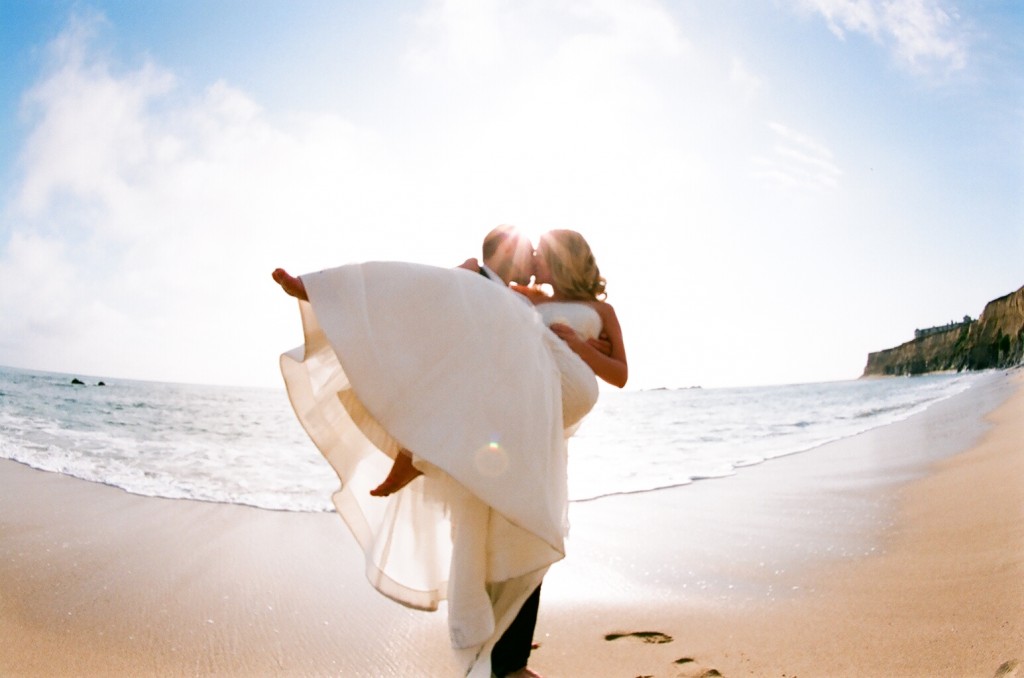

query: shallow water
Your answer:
[0,365,984,510]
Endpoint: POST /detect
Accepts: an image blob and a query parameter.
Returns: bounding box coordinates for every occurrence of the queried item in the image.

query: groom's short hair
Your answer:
[482,224,522,260]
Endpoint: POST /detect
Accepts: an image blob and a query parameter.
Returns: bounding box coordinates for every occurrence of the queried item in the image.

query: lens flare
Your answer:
[474,439,509,477]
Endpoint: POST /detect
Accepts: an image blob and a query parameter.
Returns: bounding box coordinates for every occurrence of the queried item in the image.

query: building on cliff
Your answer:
[863,284,1024,377]
[914,317,972,339]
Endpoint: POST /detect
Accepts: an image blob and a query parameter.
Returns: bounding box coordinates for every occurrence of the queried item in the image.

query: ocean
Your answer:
[0,365,985,511]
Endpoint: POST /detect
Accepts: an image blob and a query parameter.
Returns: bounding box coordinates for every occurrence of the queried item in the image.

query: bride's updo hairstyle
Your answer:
[537,229,607,301]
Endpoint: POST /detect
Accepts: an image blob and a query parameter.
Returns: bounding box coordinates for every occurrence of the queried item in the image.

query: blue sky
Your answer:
[0,0,1021,389]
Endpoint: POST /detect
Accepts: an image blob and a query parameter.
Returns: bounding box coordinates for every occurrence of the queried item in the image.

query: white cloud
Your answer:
[801,0,880,39]
[751,122,842,192]
[794,0,967,74]
[406,0,512,74]
[18,29,176,218]
[729,57,764,105]
[2,17,394,385]
[882,0,966,71]
[406,0,684,77]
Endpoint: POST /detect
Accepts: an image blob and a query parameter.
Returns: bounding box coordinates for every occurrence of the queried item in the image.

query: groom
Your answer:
[467,224,612,678]
[461,224,545,678]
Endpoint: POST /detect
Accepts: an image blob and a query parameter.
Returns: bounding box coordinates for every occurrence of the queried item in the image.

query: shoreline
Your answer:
[1,370,988,514]
[539,368,1023,677]
[1,369,1021,676]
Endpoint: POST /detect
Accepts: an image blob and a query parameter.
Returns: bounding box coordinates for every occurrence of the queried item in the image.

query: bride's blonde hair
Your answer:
[537,229,607,301]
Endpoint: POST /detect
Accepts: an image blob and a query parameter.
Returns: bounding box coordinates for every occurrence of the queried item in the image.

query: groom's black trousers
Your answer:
[490,583,541,676]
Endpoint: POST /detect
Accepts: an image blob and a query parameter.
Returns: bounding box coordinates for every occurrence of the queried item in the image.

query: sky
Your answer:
[0,0,1021,391]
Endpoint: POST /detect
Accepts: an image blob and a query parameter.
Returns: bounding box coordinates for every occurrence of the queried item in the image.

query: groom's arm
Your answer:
[587,333,613,356]
[550,303,628,387]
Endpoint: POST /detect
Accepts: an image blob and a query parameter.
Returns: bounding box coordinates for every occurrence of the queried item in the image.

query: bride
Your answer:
[272,228,627,676]
[367,229,628,497]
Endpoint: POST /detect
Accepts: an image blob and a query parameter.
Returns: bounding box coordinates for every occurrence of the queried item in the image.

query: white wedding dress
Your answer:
[279,262,600,676]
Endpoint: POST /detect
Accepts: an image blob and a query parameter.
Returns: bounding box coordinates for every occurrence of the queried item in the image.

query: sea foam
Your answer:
[0,366,984,510]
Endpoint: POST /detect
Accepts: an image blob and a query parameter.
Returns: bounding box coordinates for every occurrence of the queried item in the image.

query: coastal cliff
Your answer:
[863,285,1024,376]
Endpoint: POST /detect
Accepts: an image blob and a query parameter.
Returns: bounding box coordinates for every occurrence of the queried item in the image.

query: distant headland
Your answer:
[863,284,1024,377]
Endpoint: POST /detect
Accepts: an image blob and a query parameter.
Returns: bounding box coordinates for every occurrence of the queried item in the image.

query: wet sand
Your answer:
[1,370,1021,677]
[539,369,1024,677]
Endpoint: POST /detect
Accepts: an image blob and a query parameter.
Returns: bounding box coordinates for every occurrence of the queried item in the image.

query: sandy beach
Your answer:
[2,370,1021,677]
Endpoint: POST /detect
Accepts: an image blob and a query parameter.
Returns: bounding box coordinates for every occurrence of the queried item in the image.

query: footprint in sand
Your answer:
[673,657,723,678]
[604,631,674,644]
[995,659,1021,677]
[604,632,724,677]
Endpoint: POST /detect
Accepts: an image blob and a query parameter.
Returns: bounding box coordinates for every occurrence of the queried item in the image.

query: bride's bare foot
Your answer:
[370,450,423,496]
[272,268,308,301]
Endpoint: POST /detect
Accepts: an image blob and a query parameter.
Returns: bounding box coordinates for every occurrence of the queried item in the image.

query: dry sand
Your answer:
[2,370,1021,677]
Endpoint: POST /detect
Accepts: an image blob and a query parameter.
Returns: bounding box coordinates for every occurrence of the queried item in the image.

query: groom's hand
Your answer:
[512,284,546,301]
[587,333,613,356]
[549,323,582,350]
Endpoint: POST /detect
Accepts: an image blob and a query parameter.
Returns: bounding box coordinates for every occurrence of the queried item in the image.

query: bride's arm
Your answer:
[550,303,628,388]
